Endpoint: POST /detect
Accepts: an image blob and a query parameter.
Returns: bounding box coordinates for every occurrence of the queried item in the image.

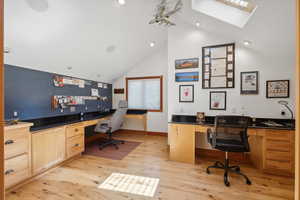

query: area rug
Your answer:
[83,140,141,160]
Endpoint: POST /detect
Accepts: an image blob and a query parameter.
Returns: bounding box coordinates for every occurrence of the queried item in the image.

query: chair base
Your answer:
[206,153,251,187]
[99,138,125,150]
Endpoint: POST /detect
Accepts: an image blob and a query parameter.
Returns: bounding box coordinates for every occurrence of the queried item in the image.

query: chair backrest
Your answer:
[110,100,128,132]
[213,115,251,152]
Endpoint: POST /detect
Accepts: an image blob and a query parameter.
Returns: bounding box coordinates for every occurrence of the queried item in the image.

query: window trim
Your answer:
[126,76,163,112]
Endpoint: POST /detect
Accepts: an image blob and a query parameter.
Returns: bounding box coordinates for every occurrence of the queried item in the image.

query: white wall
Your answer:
[113,45,168,133]
[168,21,295,148]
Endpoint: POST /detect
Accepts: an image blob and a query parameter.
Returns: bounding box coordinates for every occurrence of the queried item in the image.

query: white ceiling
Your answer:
[4,0,167,83]
[4,0,296,83]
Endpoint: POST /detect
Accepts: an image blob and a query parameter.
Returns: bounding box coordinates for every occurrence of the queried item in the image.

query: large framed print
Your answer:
[266,80,289,98]
[179,85,194,102]
[175,58,199,70]
[241,71,259,94]
[210,91,226,110]
[202,43,235,89]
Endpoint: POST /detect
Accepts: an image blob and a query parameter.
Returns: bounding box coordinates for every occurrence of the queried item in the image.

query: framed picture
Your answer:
[179,85,194,102]
[241,71,259,94]
[175,58,199,70]
[266,80,290,98]
[210,91,226,110]
[202,43,235,89]
[175,72,199,82]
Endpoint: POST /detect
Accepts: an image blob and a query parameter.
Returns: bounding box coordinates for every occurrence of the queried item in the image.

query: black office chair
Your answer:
[206,115,252,187]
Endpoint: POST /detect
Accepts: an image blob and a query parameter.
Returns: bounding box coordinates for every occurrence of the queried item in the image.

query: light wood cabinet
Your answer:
[66,123,85,159]
[262,129,294,176]
[4,123,32,189]
[32,127,66,175]
[169,124,195,164]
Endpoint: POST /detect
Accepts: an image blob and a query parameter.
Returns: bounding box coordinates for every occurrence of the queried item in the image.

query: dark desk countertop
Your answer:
[26,109,148,132]
[169,115,295,131]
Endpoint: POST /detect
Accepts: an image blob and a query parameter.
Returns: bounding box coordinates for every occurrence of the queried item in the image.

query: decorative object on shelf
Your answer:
[196,112,205,124]
[202,43,235,89]
[266,80,289,98]
[179,85,194,102]
[149,0,183,26]
[241,71,259,94]
[210,91,226,110]
[175,58,199,70]
[114,88,125,94]
[175,72,199,82]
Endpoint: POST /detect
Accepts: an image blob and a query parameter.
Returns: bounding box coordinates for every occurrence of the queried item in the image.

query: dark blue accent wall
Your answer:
[5,65,112,120]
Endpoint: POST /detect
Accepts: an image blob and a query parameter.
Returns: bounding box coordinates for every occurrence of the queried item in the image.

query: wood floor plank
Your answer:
[6,132,294,200]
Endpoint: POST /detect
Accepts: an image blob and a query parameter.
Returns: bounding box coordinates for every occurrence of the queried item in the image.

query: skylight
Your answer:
[192,0,257,28]
[216,0,256,13]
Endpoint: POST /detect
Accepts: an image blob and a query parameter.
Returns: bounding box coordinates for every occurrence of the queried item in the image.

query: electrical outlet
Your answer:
[13,111,18,117]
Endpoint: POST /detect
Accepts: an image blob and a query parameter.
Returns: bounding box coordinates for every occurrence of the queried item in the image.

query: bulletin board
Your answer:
[202,43,235,89]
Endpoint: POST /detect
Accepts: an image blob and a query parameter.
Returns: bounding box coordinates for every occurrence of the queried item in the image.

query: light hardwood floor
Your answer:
[6,132,294,200]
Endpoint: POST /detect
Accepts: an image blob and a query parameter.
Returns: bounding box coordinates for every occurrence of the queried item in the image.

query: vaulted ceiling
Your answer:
[4,0,167,82]
[4,0,296,83]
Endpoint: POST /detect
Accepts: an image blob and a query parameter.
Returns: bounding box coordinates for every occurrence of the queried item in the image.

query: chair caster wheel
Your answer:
[225,181,230,187]
[246,179,252,185]
[206,169,210,174]
[235,167,240,172]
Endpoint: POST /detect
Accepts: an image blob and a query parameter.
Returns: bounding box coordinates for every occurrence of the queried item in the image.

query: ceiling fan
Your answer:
[149,0,183,26]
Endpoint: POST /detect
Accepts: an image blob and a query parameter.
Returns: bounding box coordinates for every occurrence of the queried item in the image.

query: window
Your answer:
[126,76,163,112]
[216,0,256,13]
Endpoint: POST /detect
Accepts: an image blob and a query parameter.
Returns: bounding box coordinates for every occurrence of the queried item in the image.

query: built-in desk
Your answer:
[169,121,295,176]
[4,111,147,190]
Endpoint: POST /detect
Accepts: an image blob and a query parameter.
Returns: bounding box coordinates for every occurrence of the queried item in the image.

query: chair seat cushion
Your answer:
[215,139,249,152]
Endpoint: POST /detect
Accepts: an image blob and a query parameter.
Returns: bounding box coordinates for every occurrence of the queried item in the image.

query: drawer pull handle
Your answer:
[5,169,14,175]
[75,129,79,132]
[5,140,14,145]
[74,143,79,147]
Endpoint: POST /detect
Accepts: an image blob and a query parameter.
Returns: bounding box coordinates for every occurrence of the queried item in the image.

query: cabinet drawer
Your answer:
[67,135,84,158]
[265,139,290,152]
[265,159,291,171]
[66,125,84,138]
[265,130,291,141]
[5,154,29,188]
[4,128,29,159]
[265,150,291,162]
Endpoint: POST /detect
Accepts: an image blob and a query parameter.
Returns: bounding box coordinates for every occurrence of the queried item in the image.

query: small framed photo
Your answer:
[179,85,194,102]
[266,80,290,98]
[210,91,226,110]
[175,58,199,70]
[241,71,259,94]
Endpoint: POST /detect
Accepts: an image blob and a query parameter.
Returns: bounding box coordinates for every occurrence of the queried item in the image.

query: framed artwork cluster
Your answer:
[202,43,235,89]
[173,42,290,111]
[175,57,199,103]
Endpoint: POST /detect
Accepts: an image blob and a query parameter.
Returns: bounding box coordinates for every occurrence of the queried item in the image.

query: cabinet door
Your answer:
[32,127,66,175]
[169,124,195,164]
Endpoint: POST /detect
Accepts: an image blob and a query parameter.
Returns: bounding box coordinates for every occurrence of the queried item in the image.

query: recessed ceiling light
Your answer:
[117,0,126,5]
[243,40,252,46]
[195,21,200,27]
[150,42,155,47]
